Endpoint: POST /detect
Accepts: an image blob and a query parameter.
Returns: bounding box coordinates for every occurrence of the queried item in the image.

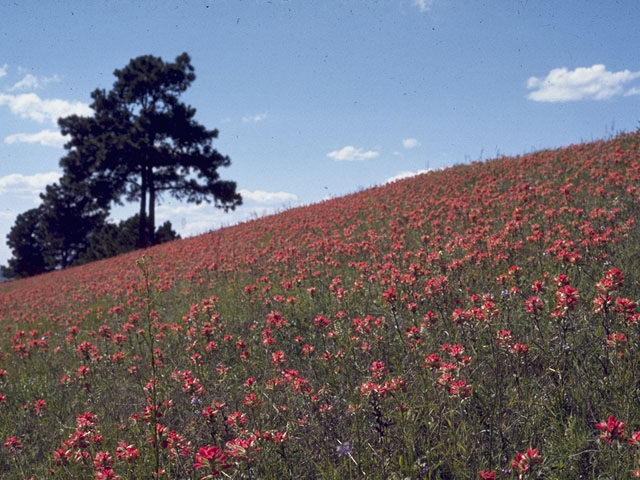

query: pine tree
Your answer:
[58,52,241,248]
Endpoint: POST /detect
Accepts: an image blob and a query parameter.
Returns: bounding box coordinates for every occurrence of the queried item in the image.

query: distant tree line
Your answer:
[2,53,241,279]
[2,190,180,279]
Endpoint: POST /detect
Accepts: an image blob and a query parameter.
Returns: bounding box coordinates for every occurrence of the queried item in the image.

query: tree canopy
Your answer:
[3,52,230,279]
[3,208,48,279]
[77,214,180,265]
[1,179,108,278]
[2,197,179,279]
[38,180,109,269]
[58,52,242,248]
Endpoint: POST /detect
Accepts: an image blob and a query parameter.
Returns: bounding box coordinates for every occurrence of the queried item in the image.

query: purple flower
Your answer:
[335,441,352,457]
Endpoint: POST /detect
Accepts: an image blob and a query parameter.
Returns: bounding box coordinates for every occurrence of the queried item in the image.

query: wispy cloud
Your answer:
[154,186,298,236]
[327,145,380,161]
[0,64,7,78]
[527,64,640,102]
[242,113,267,123]
[8,74,38,91]
[177,206,281,237]
[384,168,432,184]
[402,138,421,149]
[7,73,61,91]
[238,189,297,204]
[413,0,435,12]
[0,92,91,124]
[5,129,66,148]
[0,172,61,196]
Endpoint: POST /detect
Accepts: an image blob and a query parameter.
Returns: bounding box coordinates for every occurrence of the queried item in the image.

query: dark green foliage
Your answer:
[78,214,180,264]
[2,208,48,278]
[154,219,181,244]
[2,189,179,278]
[3,180,108,278]
[58,52,242,248]
[38,181,108,269]
[3,52,238,278]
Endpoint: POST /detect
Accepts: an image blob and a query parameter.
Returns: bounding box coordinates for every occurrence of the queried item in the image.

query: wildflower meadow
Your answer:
[1,132,640,478]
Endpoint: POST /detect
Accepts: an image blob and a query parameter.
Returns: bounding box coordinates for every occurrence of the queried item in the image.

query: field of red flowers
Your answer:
[1,131,640,479]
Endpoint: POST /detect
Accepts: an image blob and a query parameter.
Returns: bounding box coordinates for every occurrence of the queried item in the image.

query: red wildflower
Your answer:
[496,330,512,348]
[524,296,544,314]
[628,431,640,446]
[596,267,624,293]
[301,344,315,355]
[33,398,47,415]
[266,310,288,329]
[243,393,262,408]
[94,468,120,480]
[313,315,332,329]
[76,365,91,379]
[226,411,247,428]
[271,350,286,366]
[93,451,113,472]
[478,471,496,480]
[116,442,140,462]
[615,297,636,316]
[225,436,259,462]
[424,353,441,369]
[552,284,579,317]
[382,286,397,303]
[606,332,627,347]
[359,381,382,397]
[193,445,230,477]
[511,448,542,473]
[53,448,70,466]
[595,415,625,443]
[4,436,22,453]
[509,343,529,355]
[369,360,386,379]
[448,379,472,397]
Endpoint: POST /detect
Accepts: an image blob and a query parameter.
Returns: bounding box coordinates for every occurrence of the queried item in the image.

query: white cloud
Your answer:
[40,74,61,85]
[0,92,91,124]
[0,172,61,195]
[402,138,420,149]
[527,64,640,102]
[327,145,380,161]
[6,73,61,91]
[384,169,432,184]
[413,0,435,12]
[155,202,285,238]
[0,64,7,78]
[156,203,206,217]
[5,129,66,148]
[238,189,297,204]
[625,87,640,97]
[8,74,39,91]
[152,187,297,237]
[242,113,267,123]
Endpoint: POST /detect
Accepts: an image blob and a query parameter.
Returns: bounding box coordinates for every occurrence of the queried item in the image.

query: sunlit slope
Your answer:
[0,132,639,478]
[3,132,637,319]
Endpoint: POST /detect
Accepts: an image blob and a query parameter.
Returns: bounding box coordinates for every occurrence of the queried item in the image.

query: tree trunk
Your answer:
[149,169,155,246]
[138,165,148,248]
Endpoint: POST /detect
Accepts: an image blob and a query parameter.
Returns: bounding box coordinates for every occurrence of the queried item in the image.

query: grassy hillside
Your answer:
[1,132,640,479]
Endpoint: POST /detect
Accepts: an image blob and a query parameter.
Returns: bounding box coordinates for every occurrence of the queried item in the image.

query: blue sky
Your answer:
[1,0,639,265]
